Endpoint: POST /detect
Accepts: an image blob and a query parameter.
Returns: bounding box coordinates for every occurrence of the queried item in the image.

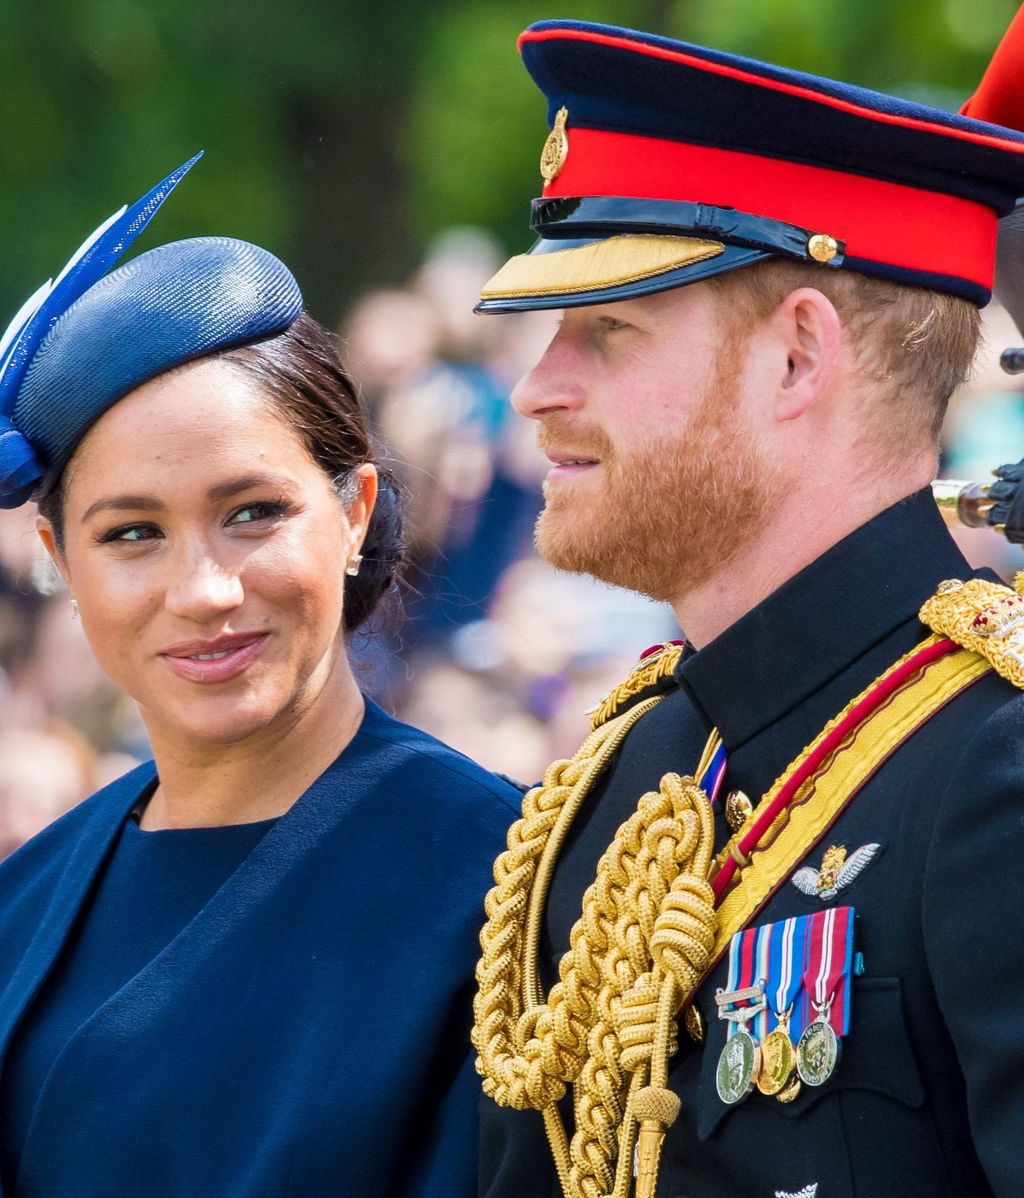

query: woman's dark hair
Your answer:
[38,312,404,634]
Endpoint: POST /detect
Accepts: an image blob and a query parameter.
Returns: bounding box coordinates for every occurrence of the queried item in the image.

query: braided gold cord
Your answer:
[473,706,656,1113]
[473,699,719,1198]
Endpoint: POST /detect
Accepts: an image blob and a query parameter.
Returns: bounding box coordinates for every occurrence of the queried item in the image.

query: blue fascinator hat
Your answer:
[0,153,303,508]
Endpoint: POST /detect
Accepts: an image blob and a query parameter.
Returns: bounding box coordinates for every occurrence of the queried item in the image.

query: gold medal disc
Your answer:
[755,1028,795,1095]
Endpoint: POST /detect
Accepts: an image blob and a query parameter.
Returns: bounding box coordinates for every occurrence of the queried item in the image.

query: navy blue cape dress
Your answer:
[0,698,520,1197]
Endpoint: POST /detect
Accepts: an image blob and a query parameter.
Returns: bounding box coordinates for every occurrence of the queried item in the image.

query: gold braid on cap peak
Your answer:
[920,575,1024,690]
[473,675,719,1198]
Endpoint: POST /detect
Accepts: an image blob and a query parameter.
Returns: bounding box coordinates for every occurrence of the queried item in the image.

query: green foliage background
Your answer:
[0,0,1018,325]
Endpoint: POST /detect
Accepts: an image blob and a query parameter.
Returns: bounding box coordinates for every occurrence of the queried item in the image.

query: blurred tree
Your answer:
[0,0,430,322]
[673,0,1016,99]
[0,0,1018,330]
[402,0,656,256]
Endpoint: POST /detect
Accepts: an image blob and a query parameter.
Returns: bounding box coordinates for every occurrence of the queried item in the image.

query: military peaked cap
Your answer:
[478,19,1024,312]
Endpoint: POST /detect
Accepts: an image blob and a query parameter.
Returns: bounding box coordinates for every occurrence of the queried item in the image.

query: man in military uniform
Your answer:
[471,12,1024,1198]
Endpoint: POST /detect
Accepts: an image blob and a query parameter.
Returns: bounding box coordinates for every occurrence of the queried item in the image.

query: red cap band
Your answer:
[543,127,997,292]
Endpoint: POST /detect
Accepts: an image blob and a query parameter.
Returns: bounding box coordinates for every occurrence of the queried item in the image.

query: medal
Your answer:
[715,927,766,1106]
[796,1014,841,1086]
[757,1016,795,1096]
[717,908,858,1106]
[755,915,804,1095]
[794,905,856,1086]
[716,1024,760,1105]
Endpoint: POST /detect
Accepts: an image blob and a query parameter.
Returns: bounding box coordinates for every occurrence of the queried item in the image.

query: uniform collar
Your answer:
[677,487,973,748]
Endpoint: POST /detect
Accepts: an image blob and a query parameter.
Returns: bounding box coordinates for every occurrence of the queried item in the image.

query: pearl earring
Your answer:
[70,598,80,620]
[345,553,363,578]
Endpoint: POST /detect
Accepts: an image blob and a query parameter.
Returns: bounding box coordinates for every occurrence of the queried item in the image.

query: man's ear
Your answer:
[35,517,70,591]
[769,286,843,422]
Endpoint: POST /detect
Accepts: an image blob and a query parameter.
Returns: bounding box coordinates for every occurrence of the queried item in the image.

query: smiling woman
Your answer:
[35,332,388,784]
[0,163,520,1198]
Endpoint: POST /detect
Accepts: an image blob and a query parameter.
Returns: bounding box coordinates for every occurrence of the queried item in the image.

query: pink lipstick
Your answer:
[159,632,268,684]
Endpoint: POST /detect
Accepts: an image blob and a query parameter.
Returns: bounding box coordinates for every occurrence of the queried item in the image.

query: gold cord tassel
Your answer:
[632,1083,681,1198]
[473,698,718,1198]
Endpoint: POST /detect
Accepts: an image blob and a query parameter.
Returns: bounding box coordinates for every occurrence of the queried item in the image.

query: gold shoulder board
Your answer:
[590,642,685,729]
[919,575,1024,691]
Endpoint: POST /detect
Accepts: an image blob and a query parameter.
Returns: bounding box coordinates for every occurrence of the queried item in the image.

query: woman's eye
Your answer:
[99,523,161,544]
[227,501,288,526]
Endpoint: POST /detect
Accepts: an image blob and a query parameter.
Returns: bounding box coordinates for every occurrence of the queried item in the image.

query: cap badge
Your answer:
[791,843,881,900]
[807,233,839,263]
[540,106,570,183]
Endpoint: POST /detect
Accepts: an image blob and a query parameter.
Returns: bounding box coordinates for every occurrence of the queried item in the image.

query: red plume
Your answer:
[961,4,1024,129]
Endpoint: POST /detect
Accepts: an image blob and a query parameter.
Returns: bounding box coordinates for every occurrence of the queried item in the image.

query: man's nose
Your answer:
[164,541,244,621]
[510,329,587,420]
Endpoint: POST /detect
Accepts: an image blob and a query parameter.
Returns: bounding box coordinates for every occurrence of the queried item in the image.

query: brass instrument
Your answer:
[939,200,1024,542]
[934,479,999,532]
[933,470,1024,542]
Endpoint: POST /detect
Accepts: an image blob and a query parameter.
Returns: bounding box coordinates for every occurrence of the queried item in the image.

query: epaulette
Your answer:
[589,640,686,729]
[919,575,1024,690]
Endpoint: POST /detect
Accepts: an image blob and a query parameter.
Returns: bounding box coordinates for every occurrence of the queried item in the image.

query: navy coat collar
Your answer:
[677,487,973,748]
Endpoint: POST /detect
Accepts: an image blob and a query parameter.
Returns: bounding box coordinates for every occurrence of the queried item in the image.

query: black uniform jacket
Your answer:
[480,489,1024,1198]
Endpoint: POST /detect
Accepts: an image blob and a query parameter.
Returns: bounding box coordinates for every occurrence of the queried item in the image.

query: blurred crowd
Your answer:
[2,227,1022,859]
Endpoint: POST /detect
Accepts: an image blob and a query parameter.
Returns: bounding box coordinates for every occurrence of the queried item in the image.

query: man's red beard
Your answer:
[534,358,780,603]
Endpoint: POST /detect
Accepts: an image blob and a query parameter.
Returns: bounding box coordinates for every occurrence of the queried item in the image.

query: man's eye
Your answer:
[227,501,288,526]
[98,524,161,544]
[599,317,630,333]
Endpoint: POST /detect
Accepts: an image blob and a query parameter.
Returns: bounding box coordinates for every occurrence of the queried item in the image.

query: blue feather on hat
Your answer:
[0,153,303,509]
[0,155,202,506]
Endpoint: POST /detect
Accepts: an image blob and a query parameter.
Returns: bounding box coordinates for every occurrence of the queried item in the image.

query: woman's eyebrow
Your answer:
[80,494,163,523]
[80,475,294,523]
[205,473,294,502]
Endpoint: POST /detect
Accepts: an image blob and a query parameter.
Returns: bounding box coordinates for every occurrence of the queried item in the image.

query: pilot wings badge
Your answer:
[791,844,881,901]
